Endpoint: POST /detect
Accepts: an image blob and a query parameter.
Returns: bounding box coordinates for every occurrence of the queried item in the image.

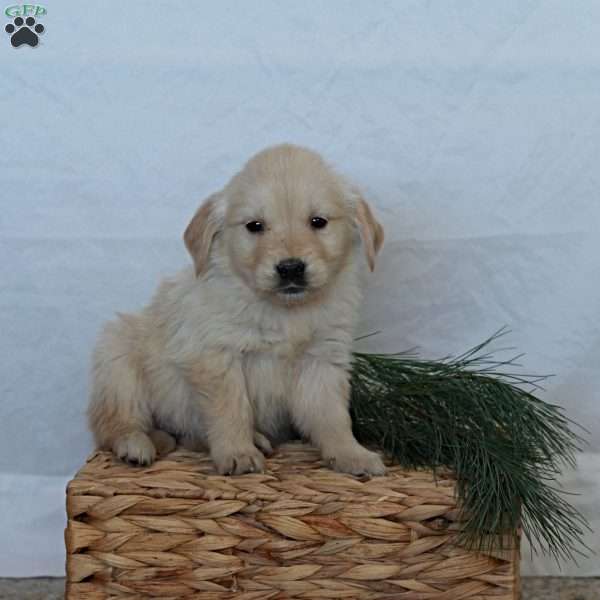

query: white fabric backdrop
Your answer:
[1,0,598,576]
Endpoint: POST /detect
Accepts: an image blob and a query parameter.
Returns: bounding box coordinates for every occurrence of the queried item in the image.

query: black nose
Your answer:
[276,258,306,281]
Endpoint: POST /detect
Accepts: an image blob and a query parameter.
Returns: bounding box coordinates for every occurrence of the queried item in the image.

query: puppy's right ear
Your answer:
[183,193,223,276]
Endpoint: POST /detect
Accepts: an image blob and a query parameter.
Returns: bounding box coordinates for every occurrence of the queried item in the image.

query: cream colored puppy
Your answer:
[88,144,385,476]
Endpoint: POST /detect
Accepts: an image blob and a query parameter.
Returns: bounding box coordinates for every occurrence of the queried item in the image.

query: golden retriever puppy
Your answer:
[88,144,385,476]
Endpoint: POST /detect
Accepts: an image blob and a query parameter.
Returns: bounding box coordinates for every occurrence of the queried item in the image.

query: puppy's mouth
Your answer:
[277,284,308,296]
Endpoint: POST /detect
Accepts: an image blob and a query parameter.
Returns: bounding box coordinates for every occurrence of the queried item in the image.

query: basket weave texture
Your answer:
[65,443,520,599]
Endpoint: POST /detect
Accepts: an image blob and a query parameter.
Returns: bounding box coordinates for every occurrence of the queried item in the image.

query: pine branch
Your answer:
[350,329,590,563]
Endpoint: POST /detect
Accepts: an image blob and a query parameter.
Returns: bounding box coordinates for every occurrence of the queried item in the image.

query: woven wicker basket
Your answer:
[65,443,520,599]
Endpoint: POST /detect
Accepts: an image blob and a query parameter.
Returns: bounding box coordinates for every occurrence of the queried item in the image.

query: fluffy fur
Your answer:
[88,144,385,476]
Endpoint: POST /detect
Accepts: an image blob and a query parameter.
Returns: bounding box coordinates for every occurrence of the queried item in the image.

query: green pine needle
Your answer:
[350,328,590,563]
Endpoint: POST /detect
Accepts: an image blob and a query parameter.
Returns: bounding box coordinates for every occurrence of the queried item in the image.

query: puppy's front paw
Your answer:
[148,429,177,457]
[212,446,265,475]
[253,431,274,456]
[113,431,156,466]
[325,445,386,477]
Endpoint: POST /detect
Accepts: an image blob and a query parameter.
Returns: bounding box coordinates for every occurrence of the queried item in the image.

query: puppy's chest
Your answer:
[242,320,314,360]
[241,325,312,392]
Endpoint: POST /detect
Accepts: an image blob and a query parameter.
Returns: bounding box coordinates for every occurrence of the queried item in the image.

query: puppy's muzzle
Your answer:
[275,258,307,294]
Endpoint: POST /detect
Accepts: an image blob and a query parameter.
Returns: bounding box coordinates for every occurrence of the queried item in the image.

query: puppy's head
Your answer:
[184,144,383,306]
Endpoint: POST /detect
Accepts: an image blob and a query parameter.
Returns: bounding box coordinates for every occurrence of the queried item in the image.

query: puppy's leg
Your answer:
[88,320,156,466]
[290,358,385,477]
[188,354,265,475]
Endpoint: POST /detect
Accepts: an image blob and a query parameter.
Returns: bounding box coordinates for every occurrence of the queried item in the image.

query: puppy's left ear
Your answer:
[355,195,384,271]
[183,193,223,276]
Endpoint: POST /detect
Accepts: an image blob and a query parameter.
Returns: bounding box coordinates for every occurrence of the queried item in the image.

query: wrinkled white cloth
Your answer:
[1,0,598,576]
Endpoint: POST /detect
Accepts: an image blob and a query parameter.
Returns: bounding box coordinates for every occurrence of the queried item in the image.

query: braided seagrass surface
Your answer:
[65,443,520,599]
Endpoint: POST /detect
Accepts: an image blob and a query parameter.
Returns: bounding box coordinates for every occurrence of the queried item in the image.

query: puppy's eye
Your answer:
[310,216,328,230]
[246,221,264,234]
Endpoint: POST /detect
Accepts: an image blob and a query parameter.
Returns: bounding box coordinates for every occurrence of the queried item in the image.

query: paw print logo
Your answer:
[5,16,44,47]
